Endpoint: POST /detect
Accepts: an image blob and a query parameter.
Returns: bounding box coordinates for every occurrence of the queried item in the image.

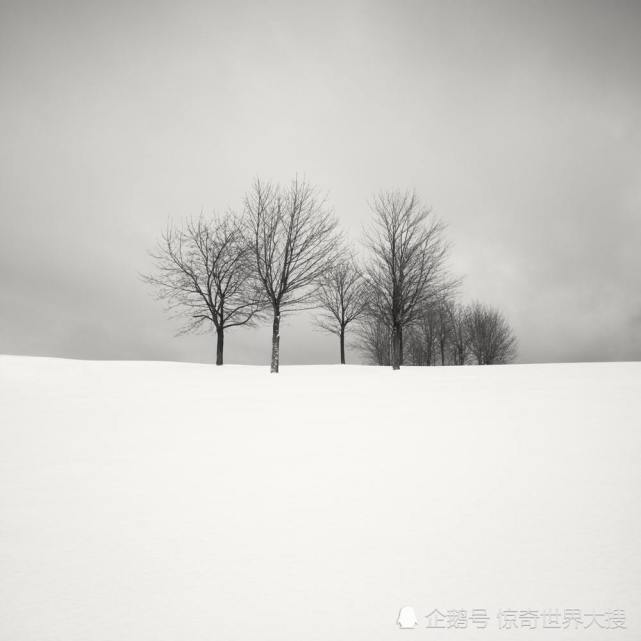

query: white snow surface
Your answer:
[1,355,640,640]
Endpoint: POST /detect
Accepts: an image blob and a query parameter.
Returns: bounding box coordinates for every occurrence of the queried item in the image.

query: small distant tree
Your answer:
[315,253,367,364]
[466,302,517,364]
[363,190,452,370]
[447,302,470,365]
[435,298,454,365]
[143,214,261,365]
[245,177,338,373]
[356,314,391,365]
[406,307,438,365]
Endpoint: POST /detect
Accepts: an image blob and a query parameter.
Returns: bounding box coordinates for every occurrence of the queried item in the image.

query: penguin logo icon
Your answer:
[397,606,418,629]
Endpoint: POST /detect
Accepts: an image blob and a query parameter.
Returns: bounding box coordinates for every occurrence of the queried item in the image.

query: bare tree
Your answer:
[245,177,338,373]
[143,214,261,365]
[363,190,453,370]
[466,302,517,364]
[405,306,438,365]
[435,298,454,365]
[447,302,470,365]
[315,252,367,364]
[355,314,391,365]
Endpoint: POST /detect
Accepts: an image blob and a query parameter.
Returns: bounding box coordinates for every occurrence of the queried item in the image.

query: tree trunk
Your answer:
[216,327,224,366]
[399,326,404,366]
[339,327,346,364]
[270,305,280,373]
[391,324,401,370]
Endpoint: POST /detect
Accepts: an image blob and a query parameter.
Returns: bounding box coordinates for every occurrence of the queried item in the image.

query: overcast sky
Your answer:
[1,0,640,365]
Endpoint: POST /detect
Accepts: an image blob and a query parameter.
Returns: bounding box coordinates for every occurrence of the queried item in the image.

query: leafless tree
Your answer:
[143,214,262,365]
[355,314,391,365]
[245,177,339,373]
[447,302,470,365]
[363,190,453,370]
[435,298,455,365]
[466,302,517,364]
[405,296,463,366]
[315,252,367,364]
[405,307,438,365]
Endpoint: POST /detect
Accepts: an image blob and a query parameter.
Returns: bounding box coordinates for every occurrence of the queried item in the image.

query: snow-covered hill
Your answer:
[1,356,640,640]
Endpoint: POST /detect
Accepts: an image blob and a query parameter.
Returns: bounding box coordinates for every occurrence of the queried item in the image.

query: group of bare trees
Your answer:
[145,177,340,373]
[360,191,455,370]
[144,177,516,372]
[386,300,516,366]
[351,191,516,367]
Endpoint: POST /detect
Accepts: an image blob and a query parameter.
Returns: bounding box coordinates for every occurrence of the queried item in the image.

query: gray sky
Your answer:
[1,0,640,365]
